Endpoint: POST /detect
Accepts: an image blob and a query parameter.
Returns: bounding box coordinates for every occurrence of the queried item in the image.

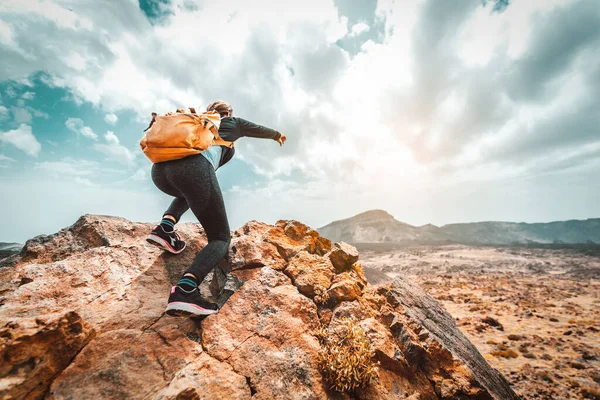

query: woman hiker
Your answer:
[146,100,286,317]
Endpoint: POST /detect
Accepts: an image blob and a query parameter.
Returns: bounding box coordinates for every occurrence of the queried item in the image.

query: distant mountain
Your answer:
[317,210,454,244]
[317,210,600,245]
[441,219,600,245]
[0,242,23,261]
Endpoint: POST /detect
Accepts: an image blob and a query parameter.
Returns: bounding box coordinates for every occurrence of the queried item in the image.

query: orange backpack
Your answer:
[139,108,235,163]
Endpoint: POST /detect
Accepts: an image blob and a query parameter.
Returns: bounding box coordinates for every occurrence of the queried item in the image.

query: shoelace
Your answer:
[158,225,182,243]
[170,230,182,243]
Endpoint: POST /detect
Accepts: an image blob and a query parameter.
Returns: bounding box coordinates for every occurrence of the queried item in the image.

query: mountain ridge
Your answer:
[0,242,23,262]
[318,210,600,245]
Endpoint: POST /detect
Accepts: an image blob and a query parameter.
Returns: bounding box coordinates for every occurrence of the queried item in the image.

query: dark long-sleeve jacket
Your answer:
[216,116,282,168]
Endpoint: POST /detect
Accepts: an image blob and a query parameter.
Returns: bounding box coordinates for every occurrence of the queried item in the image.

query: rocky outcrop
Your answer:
[381,278,521,400]
[0,214,519,399]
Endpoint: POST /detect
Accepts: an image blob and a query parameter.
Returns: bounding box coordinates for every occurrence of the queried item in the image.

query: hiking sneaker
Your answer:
[165,286,219,317]
[146,225,186,254]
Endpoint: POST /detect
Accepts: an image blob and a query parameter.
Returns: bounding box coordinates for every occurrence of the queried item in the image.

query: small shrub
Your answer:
[581,385,600,399]
[481,316,504,331]
[496,343,509,351]
[568,378,580,388]
[570,361,586,370]
[313,285,330,305]
[518,343,530,352]
[537,371,553,383]
[314,318,379,393]
[490,349,519,359]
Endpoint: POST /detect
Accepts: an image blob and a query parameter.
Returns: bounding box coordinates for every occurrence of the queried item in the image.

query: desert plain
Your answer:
[359,244,600,400]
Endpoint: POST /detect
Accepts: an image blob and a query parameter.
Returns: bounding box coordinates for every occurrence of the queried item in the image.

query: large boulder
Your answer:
[0,215,519,399]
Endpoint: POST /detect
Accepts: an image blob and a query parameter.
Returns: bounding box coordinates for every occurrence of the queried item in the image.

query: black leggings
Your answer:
[151,154,231,283]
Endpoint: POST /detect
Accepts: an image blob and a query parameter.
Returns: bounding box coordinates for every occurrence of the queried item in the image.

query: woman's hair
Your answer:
[207,100,233,118]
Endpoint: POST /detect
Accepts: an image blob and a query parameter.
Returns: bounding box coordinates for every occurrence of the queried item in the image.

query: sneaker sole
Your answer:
[146,234,186,254]
[165,301,219,317]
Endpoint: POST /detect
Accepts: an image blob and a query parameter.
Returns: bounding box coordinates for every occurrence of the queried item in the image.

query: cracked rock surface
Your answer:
[0,214,519,399]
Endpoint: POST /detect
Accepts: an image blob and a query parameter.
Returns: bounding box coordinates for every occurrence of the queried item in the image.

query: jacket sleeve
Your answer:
[237,117,281,140]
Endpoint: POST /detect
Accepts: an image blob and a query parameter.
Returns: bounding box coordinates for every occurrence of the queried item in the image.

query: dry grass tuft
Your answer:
[581,385,600,399]
[314,318,379,393]
[313,285,330,305]
[490,349,519,359]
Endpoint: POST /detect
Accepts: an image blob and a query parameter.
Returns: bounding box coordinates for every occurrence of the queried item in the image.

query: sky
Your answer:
[0,0,599,243]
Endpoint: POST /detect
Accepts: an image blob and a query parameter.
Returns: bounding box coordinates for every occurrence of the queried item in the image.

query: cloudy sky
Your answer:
[1,0,599,243]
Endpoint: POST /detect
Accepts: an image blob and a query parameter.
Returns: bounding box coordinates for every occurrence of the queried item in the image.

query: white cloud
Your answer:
[0,154,15,162]
[131,168,147,181]
[0,105,8,119]
[31,108,49,118]
[350,22,370,36]
[0,124,41,156]
[104,130,119,145]
[4,87,17,98]
[74,176,95,186]
[11,106,32,123]
[35,158,99,177]
[0,19,16,49]
[104,113,118,125]
[92,130,136,166]
[34,157,127,182]
[80,126,96,139]
[65,117,98,140]
[21,91,34,100]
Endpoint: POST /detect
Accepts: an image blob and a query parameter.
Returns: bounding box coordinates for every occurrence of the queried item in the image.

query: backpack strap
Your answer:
[212,138,235,148]
[143,112,158,132]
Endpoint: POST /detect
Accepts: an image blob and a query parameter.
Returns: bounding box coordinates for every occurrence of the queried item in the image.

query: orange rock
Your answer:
[48,328,203,399]
[152,353,251,399]
[359,317,409,374]
[327,242,359,273]
[331,300,368,321]
[0,311,94,399]
[355,367,436,400]
[352,262,368,288]
[318,308,333,326]
[276,220,331,255]
[229,223,286,271]
[201,267,328,399]
[357,286,387,317]
[269,220,331,258]
[328,269,364,304]
[284,251,335,299]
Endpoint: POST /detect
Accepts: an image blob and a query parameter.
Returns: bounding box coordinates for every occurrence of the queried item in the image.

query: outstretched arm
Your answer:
[237,117,282,140]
